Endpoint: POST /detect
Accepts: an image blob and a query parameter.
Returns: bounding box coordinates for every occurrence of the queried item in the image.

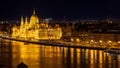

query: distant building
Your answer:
[12,10,62,40]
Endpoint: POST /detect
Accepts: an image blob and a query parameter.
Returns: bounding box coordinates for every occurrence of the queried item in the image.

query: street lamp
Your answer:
[99,40,102,43]
[76,38,80,42]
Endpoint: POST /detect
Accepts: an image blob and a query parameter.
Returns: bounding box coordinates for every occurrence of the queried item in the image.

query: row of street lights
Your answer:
[70,38,120,47]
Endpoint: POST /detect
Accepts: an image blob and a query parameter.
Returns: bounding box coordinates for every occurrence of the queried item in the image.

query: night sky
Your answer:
[0,0,120,20]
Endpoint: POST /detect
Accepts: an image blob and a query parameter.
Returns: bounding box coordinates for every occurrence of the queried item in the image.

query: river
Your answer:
[0,39,120,68]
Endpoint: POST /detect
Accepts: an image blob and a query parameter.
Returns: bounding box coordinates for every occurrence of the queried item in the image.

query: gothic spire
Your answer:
[25,16,28,24]
[21,16,24,26]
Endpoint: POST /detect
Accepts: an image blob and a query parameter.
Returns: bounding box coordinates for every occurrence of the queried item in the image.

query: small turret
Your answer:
[25,16,29,29]
[21,16,24,26]
[25,16,28,25]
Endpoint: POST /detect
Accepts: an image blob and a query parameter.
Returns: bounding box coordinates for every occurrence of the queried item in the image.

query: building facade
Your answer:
[12,10,62,40]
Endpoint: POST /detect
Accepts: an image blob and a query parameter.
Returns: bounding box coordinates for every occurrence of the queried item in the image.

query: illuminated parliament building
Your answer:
[12,10,62,40]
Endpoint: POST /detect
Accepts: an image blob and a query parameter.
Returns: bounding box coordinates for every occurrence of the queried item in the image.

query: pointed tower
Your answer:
[25,16,28,24]
[20,16,24,26]
[25,16,29,29]
[33,9,36,15]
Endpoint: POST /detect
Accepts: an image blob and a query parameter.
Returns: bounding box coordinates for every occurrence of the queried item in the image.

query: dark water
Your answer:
[0,39,120,68]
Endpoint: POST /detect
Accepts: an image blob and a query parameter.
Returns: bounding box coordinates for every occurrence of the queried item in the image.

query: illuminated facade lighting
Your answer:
[12,10,62,40]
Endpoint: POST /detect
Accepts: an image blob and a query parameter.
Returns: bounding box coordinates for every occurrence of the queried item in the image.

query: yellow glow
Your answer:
[90,50,94,64]
[108,40,112,43]
[118,41,120,44]
[70,38,74,42]
[99,51,103,63]
[12,10,62,40]
[76,38,80,42]
[90,40,94,42]
[99,40,102,43]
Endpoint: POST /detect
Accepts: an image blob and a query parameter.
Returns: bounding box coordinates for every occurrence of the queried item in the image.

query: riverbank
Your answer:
[0,35,120,50]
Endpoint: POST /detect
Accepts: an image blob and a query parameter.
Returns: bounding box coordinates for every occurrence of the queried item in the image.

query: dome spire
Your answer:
[33,9,36,15]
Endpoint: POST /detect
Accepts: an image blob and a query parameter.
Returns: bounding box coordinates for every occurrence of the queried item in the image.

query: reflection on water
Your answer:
[0,40,120,68]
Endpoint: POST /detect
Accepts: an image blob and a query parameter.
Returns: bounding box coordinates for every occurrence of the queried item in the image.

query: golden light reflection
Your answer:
[77,49,80,64]
[12,41,40,67]
[85,49,89,63]
[99,51,103,68]
[90,50,94,64]
[1,40,117,68]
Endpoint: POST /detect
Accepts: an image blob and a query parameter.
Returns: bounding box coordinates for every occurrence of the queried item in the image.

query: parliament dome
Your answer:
[30,10,39,24]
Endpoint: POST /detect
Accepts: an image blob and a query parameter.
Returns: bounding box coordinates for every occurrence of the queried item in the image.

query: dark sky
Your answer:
[0,0,120,20]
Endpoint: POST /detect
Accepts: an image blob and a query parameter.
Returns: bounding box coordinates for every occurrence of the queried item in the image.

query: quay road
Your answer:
[0,35,120,50]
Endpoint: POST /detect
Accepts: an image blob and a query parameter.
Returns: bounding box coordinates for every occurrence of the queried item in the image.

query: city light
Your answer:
[99,40,103,43]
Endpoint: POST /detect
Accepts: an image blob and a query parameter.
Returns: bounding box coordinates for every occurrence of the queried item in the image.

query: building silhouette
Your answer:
[12,10,62,40]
